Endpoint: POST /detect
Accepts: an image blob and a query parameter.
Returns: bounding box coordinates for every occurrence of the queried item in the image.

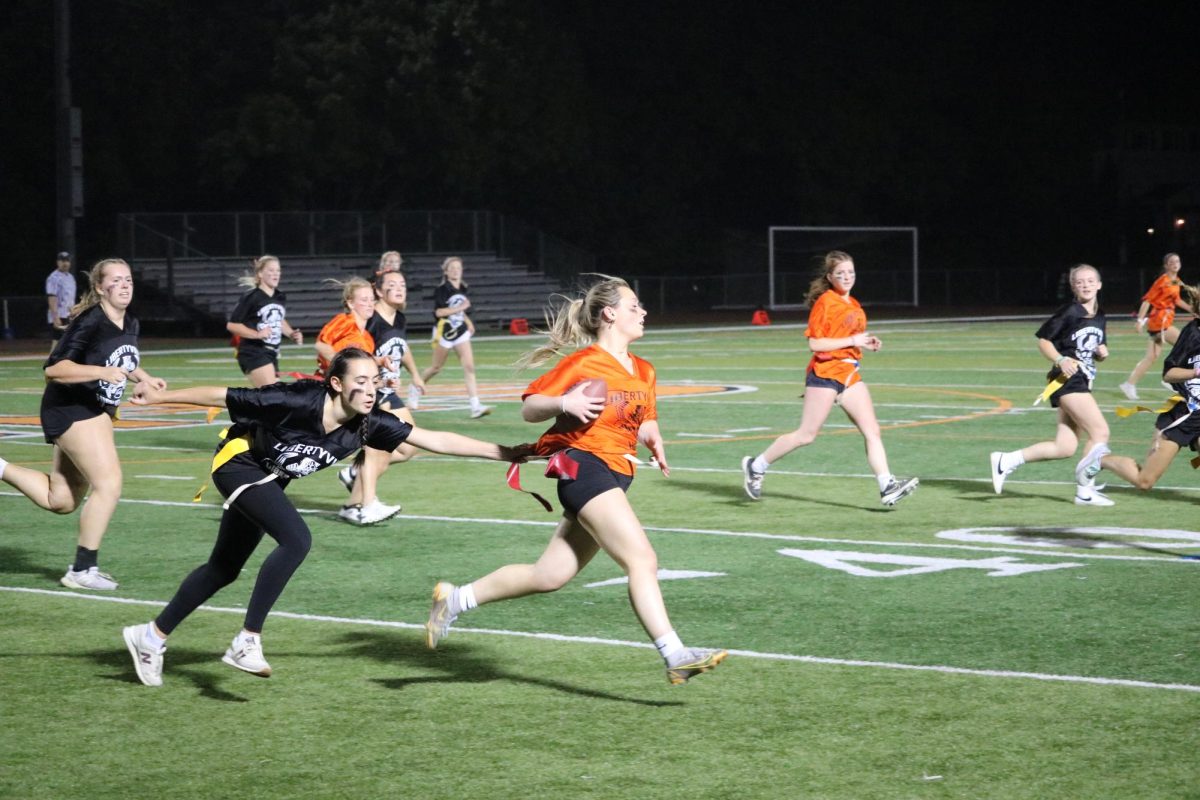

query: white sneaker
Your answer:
[989,452,1015,495]
[1074,443,1111,486]
[407,384,421,410]
[338,499,402,526]
[1074,489,1115,507]
[122,624,165,687]
[469,405,492,419]
[61,566,118,590]
[222,632,272,677]
[425,581,458,649]
[1118,382,1138,401]
[337,464,357,492]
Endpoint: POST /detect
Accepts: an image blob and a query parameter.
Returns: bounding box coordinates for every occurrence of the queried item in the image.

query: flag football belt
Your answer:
[192,427,279,507]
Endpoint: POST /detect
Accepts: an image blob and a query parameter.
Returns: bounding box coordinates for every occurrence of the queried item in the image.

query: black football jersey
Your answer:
[229,288,288,354]
[43,304,141,411]
[222,381,411,482]
[1163,318,1200,409]
[1035,303,1107,381]
[433,282,470,340]
[366,309,409,396]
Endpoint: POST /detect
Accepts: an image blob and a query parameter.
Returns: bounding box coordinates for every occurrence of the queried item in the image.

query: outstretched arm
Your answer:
[404,426,527,462]
[132,384,229,408]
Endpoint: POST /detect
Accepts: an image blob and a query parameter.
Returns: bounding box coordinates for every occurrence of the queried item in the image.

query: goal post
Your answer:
[767,226,919,308]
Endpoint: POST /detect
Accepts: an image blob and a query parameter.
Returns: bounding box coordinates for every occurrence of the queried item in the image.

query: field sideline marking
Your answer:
[2,585,1195,694]
[2,490,1194,564]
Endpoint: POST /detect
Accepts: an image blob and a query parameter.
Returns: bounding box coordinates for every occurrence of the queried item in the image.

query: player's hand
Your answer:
[1135,317,1147,332]
[862,333,883,351]
[562,384,605,423]
[501,443,535,463]
[131,381,162,405]
[647,440,670,477]
[1058,357,1079,377]
[290,329,304,345]
[98,366,130,384]
[1096,344,1109,361]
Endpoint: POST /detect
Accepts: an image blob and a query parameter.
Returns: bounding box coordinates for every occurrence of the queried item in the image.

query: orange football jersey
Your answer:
[1142,273,1182,332]
[315,313,375,376]
[805,289,867,386]
[524,344,658,475]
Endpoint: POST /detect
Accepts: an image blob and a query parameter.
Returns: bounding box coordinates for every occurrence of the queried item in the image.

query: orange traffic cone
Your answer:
[751,308,771,326]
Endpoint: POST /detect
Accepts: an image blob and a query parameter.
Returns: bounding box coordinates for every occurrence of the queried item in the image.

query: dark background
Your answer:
[4,1,1199,297]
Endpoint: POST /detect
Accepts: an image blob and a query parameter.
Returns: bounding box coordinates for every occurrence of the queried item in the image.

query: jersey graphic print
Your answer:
[267,442,338,478]
[256,303,285,348]
[1070,324,1104,381]
[99,344,140,406]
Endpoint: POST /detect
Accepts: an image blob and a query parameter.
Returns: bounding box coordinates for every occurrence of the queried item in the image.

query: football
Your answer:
[550,378,607,433]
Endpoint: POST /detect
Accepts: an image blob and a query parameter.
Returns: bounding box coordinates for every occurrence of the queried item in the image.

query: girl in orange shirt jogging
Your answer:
[741,250,918,507]
[424,276,727,685]
[1120,253,1193,400]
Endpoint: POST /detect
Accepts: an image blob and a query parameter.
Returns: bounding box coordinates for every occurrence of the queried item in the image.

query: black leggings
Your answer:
[156,478,312,635]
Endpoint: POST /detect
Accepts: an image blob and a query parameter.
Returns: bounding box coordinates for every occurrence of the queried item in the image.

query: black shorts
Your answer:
[1155,403,1200,449]
[1148,328,1170,340]
[377,391,405,411]
[804,371,846,394]
[1049,371,1092,408]
[556,449,634,516]
[40,402,112,444]
[237,347,278,375]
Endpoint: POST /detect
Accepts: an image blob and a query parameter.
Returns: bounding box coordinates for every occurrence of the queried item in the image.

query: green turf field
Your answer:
[1,319,1197,799]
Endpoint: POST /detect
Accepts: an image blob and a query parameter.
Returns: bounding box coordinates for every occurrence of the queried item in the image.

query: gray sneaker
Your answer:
[741,457,764,500]
[61,566,118,590]
[122,624,165,687]
[425,581,458,649]
[666,648,728,685]
[881,476,919,507]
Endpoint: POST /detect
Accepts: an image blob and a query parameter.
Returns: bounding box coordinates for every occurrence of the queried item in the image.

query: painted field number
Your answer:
[778,549,1082,578]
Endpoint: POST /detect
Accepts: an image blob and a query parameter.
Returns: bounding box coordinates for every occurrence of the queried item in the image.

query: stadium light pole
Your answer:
[55,0,83,256]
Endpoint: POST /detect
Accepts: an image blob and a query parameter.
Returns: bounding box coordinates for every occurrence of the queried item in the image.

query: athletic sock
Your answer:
[143,623,166,650]
[1000,451,1026,472]
[469,396,482,411]
[73,546,98,572]
[654,631,685,664]
[452,584,478,616]
[0,456,8,480]
[751,455,770,474]
[877,473,894,492]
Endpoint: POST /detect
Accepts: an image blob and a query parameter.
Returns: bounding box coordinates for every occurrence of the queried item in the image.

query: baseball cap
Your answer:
[57,251,71,260]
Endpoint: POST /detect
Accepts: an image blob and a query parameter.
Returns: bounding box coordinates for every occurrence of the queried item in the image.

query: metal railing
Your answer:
[116,210,595,280]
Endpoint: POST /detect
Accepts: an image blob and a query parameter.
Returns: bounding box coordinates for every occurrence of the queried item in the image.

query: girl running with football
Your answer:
[1119,253,1193,400]
[741,250,918,507]
[121,347,526,687]
[424,276,727,685]
[409,256,491,419]
[989,263,1114,505]
[226,255,303,387]
[0,258,166,589]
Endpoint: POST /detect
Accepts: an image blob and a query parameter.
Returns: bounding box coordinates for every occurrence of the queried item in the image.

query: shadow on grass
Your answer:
[91,645,251,703]
[669,477,891,513]
[0,545,68,584]
[340,630,684,707]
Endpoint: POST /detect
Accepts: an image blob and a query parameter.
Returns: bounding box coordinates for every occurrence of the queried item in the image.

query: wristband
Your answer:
[1054,355,1066,365]
[1138,317,1148,327]
[561,395,567,413]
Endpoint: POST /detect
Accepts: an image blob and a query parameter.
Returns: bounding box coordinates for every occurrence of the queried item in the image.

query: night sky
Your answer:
[3,1,1199,295]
